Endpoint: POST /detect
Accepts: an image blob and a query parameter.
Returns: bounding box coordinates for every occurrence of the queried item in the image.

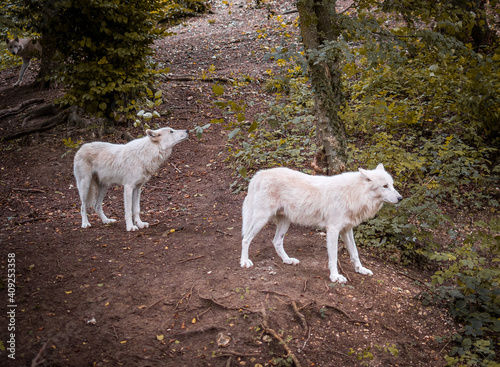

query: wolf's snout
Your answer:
[397,195,403,202]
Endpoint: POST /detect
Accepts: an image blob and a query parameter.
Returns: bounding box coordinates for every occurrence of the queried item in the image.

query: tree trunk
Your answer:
[36,34,57,89]
[297,0,347,175]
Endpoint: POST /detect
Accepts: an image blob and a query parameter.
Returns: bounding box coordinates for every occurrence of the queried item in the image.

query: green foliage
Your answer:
[158,0,211,24]
[423,219,500,366]
[15,0,167,120]
[348,343,399,365]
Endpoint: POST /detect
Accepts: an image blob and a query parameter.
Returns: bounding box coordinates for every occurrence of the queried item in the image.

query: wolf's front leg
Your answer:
[124,186,138,231]
[132,186,148,229]
[14,59,30,86]
[326,227,347,283]
[341,228,373,276]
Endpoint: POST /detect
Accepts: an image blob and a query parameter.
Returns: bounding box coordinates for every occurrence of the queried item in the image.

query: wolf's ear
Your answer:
[5,38,10,44]
[147,129,161,143]
[14,37,19,42]
[376,163,385,171]
[359,168,371,181]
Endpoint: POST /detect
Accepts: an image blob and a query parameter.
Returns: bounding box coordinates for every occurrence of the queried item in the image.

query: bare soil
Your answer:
[0,1,457,366]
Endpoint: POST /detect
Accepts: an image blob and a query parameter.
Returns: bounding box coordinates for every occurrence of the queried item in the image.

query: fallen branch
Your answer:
[323,304,368,325]
[178,255,205,264]
[0,98,44,120]
[174,285,195,311]
[164,74,233,83]
[31,339,51,367]
[12,188,46,193]
[291,301,308,334]
[261,305,302,367]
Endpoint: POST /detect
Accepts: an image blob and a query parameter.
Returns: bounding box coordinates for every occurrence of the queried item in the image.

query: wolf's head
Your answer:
[359,164,402,204]
[5,37,23,56]
[146,127,189,151]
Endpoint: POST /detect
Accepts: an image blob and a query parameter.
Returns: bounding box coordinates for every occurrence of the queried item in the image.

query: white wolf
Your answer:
[5,37,42,86]
[240,164,402,283]
[74,127,189,231]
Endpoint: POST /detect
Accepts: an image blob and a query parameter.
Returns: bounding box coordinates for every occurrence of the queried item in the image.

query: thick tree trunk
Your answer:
[297,0,346,175]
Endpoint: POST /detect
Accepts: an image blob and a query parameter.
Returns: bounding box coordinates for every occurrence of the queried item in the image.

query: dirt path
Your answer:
[0,1,456,366]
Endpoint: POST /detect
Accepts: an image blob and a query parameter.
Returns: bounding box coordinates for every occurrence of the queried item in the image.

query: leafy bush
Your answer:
[422,219,500,366]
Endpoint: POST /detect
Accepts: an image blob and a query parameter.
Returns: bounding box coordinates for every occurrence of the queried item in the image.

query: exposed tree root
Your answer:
[3,104,93,141]
[0,98,45,120]
[260,304,303,367]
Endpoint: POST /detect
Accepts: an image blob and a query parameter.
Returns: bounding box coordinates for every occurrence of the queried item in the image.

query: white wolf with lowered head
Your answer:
[5,37,42,86]
[74,127,189,231]
[240,164,402,283]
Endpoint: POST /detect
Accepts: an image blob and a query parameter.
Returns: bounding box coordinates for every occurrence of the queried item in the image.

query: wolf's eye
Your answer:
[170,130,174,133]
[383,184,389,189]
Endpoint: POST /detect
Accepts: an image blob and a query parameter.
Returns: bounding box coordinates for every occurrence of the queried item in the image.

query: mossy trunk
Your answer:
[297,0,346,175]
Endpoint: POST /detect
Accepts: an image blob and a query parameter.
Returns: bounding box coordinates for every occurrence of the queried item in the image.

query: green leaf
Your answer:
[212,84,224,96]
[248,120,258,133]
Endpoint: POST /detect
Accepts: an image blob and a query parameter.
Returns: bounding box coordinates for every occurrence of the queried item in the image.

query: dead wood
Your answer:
[260,305,302,367]
[323,303,368,325]
[178,255,205,264]
[174,285,195,311]
[0,98,45,120]
[291,301,308,333]
[12,188,46,193]
[31,339,51,367]
[163,74,233,83]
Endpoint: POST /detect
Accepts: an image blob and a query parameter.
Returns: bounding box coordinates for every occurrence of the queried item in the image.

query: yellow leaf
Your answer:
[192,318,197,324]
[120,340,127,344]
[157,335,164,341]
[65,291,72,294]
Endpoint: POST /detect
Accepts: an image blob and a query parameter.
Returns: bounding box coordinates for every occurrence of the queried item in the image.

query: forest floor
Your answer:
[0,1,459,366]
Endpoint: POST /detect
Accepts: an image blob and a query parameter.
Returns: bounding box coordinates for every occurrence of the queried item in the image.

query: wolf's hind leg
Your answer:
[95,183,116,225]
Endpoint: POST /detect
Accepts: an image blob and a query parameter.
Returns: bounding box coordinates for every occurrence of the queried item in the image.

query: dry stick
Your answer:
[12,187,46,193]
[174,285,195,311]
[196,306,212,321]
[31,339,51,367]
[261,305,303,367]
[216,229,233,236]
[323,304,368,325]
[178,255,205,264]
[291,301,308,333]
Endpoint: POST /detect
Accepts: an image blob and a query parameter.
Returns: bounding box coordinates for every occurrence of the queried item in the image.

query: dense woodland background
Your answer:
[1,0,499,366]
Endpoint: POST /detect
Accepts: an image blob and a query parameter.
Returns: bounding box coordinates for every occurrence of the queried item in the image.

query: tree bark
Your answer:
[297,0,347,175]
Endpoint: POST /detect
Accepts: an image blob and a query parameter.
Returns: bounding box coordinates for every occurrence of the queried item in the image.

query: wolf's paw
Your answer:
[82,222,91,229]
[240,258,254,268]
[103,218,117,224]
[127,225,139,232]
[356,266,373,276]
[136,221,149,229]
[330,274,348,284]
[283,258,300,266]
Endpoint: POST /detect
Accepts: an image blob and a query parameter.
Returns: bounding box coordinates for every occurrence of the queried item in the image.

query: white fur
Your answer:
[74,127,189,231]
[5,37,42,86]
[240,164,402,283]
